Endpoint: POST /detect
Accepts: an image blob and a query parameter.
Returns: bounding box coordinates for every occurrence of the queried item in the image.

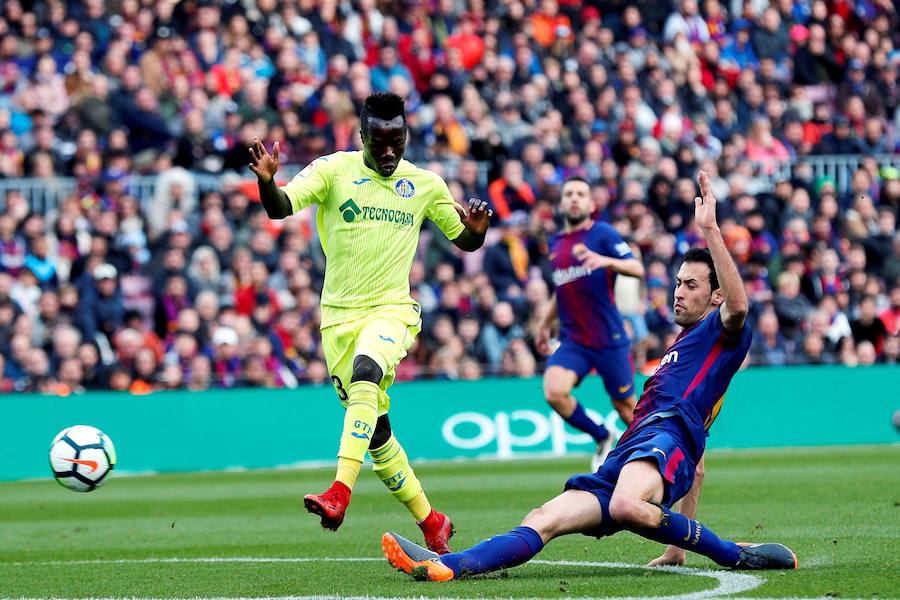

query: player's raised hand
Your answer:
[455,198,492,236]
[694,170,718,231]
[573,244,612,272]
[249,138,279,183]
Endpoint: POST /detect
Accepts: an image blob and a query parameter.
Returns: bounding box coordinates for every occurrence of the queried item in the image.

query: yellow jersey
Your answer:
[281,151,466,328]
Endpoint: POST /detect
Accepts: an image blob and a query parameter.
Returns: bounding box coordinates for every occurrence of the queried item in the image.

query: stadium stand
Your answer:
[0,0,898,393]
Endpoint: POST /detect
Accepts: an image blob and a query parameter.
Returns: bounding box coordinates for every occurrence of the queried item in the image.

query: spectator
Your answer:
[479,302,524,371]
[746,119,790,172]
[155,275,192,339]
[445,15,484,71]
[458,355,482,380]
[76,263,124,344]
[856,340,878,366]
[750,311,790,366]
[430,94,469,157]
[123,87,173,156]
[814,116,860,155]
[483,212,531,298]
[371,45,413,93]
[863,210,897,280]
[751,7,789,62]
[210,326,241,388]
[793,24,841,85]
[0,214,27,276]
[187,355,212,391]
[663,0,709,46]
[720,19,758,71]
[488,161,536,221]
[879,286,900,337]
[793,332,836,365]
[850,295,888,355]
[234,261,279,316]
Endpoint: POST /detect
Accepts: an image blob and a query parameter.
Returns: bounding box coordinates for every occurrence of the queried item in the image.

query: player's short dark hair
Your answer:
[682,248,719,291]
[562,176,591,189]
[360,92,406,136]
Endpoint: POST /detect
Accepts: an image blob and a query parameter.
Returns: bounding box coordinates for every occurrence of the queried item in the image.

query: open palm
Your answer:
[455,198,492,236]
[694,170,718,230]
[249,138,280,183]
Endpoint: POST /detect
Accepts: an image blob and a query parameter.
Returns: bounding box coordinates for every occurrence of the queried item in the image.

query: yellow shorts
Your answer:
[321,304,422,415]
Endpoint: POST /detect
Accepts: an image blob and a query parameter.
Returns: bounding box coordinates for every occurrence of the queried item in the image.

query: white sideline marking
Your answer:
[531,560,762,599]
[2,556,768,599]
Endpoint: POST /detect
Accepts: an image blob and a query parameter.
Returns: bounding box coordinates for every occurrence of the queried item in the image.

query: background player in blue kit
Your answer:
[382,171,798,581]
[537,177,645,470]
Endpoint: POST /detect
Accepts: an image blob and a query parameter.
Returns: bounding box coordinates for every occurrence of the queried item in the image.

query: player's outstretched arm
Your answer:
[249,138,293,219]
[536,296,558,356]
[695,171,748,331]
[573,246,645,278]
[452,198,492,251]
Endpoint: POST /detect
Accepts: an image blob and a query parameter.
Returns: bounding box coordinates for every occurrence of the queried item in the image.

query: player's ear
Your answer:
[711,288,725,307]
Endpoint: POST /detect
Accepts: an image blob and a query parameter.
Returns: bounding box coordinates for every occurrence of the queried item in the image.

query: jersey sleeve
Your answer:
[596,224,634,259]
[708,308,752,347]
[425,173,466,240]
[280,156,336,213]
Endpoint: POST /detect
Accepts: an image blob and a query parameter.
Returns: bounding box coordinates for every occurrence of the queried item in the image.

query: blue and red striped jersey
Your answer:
[550,222,633,349]
[621,308,752,460]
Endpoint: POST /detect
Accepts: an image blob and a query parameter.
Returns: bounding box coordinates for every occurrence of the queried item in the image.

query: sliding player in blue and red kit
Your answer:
[382,172,798,581]
[537,177,644,470]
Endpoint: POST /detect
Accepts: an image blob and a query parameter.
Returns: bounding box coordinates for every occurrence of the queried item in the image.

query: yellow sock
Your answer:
[335,380,379,489]
[335,458,362,488]
[369,434,432,521]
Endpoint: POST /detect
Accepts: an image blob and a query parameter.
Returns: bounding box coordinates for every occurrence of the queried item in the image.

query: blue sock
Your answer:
[639,509,742,567]
[440,526,544,577]
[564,402,609,444]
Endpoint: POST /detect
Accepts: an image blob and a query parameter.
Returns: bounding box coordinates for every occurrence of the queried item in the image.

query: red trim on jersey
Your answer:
[682,335,724,399]
[664,447,685,483]
[606,268,616,305]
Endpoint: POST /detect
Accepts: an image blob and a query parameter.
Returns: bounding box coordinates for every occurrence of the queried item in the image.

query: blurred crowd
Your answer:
[0,0,898,394]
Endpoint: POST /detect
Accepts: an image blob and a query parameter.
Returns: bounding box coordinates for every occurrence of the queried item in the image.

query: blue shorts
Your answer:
[564,418,697,538]
[547,340,634,401]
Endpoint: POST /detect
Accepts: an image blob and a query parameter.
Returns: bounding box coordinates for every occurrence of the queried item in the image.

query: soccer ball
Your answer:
[49,425,117,492]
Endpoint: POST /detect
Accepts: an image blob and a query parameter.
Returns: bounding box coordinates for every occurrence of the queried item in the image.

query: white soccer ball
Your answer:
[49,425,117,492]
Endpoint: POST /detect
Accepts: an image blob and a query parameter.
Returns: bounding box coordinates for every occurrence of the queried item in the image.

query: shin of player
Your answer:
[383,171,797,580]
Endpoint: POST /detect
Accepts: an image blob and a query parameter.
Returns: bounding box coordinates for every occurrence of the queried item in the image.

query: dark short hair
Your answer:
[562,176,591,190]
[360,92,406,136]
[682,247,719,291]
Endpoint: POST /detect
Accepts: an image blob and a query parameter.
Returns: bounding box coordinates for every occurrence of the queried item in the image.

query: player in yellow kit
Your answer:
[248,93,491,554]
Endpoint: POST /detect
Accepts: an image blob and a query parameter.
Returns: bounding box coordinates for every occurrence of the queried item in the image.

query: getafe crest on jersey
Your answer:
[395,178,416,198]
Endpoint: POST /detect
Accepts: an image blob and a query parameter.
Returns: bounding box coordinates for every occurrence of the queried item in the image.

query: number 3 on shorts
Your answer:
[331,375,348,401]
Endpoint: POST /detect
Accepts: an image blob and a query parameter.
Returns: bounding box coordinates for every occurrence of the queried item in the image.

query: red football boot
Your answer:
[304,481,351,531]
[417,508,454,554]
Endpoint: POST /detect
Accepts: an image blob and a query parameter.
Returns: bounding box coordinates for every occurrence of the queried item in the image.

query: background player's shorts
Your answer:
[564,418,697,538]
[547,340,635,401]
[321,304,422,415]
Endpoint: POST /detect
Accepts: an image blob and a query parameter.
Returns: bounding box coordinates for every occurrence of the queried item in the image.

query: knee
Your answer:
[543,380,571,408]
[521,507,554,542]
[608,496,651,528]
[614,396,635,412]
[545,393,568,411]
[694,460,705,483]
[351,355,383,384]
[369,415,392,449]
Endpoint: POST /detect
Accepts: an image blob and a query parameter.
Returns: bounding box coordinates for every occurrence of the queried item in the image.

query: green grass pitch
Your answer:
[1,446,898,599]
